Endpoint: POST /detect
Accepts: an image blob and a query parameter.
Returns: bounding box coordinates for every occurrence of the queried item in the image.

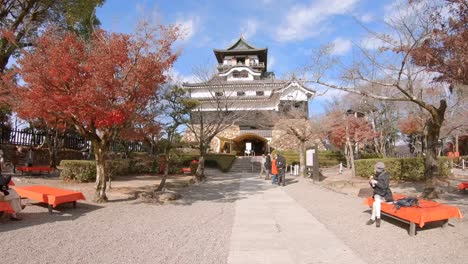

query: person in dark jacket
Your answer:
[367,162,393,227]
[276,152,287,186]
[264,153,272,180]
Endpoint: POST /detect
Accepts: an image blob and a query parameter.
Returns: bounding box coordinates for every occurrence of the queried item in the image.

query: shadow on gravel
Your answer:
[0,202,102,233]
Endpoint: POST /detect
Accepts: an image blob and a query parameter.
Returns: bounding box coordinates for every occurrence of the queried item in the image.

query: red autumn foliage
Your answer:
[410,0,468,85]
[327,115,378,149]
[4,24,180,201]
[9,25,179,141]
[398,116,426,135]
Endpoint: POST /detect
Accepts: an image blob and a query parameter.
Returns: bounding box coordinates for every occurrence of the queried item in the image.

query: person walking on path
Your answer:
[259,154,266,178]
[264,153,271,180]
[276,152,286,186]
[26,146,34,167]
[367,161,393,228]
[271,155,278,185]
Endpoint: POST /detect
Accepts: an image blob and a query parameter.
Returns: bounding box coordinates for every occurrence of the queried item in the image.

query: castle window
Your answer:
[236,58,245,65]
[237,91,246,96]
[233,70,249,78]
[215,92,224,97]
[256,91,264,96]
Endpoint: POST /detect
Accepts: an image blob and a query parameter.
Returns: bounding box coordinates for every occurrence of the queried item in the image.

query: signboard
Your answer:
[306,149,315,167]
[246,142,252,151]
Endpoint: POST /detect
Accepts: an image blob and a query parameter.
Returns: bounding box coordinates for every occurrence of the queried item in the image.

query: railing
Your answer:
[239,129,272,138]
[0,126,89,150]
[217,62,265,70]
[0,126,148,153]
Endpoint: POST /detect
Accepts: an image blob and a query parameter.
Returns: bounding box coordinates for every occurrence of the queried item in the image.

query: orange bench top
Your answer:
[1,181,16,212]
[0,201,14,213]
[365,194,463,228]
[17,166,52,172]
[457,182,468,190]
[13,185,85,208]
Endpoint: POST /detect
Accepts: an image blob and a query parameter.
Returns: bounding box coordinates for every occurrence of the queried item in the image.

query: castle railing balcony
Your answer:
[239,129,272,138]
[217,62,265,71]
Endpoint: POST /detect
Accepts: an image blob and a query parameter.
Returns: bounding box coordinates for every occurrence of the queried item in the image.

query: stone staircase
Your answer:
[229,156,261,173]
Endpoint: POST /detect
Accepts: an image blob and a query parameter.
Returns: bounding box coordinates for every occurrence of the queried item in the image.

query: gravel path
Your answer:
[1,169,239,264]
[284,176,468,264]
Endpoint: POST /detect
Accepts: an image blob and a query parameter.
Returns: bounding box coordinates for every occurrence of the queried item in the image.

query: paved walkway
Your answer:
[227,173,365,264]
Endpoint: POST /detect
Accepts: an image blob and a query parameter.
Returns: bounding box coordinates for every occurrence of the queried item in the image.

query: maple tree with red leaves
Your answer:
[328,116,377,149]
[5,24,180,202]
[410,0,468,86]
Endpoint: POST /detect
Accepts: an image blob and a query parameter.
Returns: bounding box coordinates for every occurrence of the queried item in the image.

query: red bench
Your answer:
[0,201,14,214]
[457,182,468,191]
[365,194,463,236]
[13,185,85,214]
[0,180,17,214]
[17,166,52,174]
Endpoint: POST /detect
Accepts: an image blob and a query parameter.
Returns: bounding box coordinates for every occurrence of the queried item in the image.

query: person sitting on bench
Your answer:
[0,174,23,220]
[367,162,393,228]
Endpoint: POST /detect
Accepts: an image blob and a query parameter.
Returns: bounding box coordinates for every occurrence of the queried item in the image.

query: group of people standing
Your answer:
[260,152,287,186]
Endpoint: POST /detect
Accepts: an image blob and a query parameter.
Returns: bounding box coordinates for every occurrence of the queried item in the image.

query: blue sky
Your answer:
[96,0,399,115]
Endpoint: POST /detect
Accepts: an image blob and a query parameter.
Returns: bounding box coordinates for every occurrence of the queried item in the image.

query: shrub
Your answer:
[205,153,236,172]
[355,157,451,181]
[318,151,346,167]
[106,159,130,177]
[359,153,383,159]
[60,160,96,182]
[60,159,142,182]
[190,161,198,175]
[275,150,345,167]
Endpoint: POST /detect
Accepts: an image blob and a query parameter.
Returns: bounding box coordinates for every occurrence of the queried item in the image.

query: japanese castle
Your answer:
[183,36,315,155]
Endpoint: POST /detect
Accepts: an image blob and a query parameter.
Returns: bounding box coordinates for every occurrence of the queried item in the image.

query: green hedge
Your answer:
[205,153,236,172]
[60,160,96,182]
[281,150,345,167]
[359,153,383,159]
[354,157,451,181]
[60,159,149,182]
[318,151,346,167]
[281,151,299,164]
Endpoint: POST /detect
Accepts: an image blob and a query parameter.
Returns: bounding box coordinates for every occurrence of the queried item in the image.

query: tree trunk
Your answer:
[299,141,306,177]
[195,155,205,182]
[344,145,350,168]
[156,156,169,191]
[195,141,206,182]
[421,101,446,199]
[422,119,442,199]
[94,143,108,203]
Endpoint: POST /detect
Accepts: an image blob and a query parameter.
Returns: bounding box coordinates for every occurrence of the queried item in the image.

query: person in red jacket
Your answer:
[271,155,278,185]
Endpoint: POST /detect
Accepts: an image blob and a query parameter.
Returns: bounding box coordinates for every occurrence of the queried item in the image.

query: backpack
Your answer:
[394,197,419,212]
[0,173,11,196]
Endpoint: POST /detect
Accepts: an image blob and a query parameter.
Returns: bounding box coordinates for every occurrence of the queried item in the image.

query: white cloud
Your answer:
[268,55,276,69]
[360,35,389,50]
[276,0,360,42]
[168,69,198,84]
[176,16,200,42]
[383,0,426,24]
[240,19,259,40]
[331,37,352,55]
[359,13,373,23]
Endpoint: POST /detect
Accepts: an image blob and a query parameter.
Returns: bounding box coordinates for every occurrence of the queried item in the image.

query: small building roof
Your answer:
[213,36,268,71]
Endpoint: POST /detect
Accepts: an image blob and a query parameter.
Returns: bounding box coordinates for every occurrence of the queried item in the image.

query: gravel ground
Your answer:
[283,174,468,264]
[1,169,240,264]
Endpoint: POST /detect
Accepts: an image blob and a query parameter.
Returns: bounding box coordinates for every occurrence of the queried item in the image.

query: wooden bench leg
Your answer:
[442,220,449,228]
[48,204,53,214]
[409,222,416,236]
